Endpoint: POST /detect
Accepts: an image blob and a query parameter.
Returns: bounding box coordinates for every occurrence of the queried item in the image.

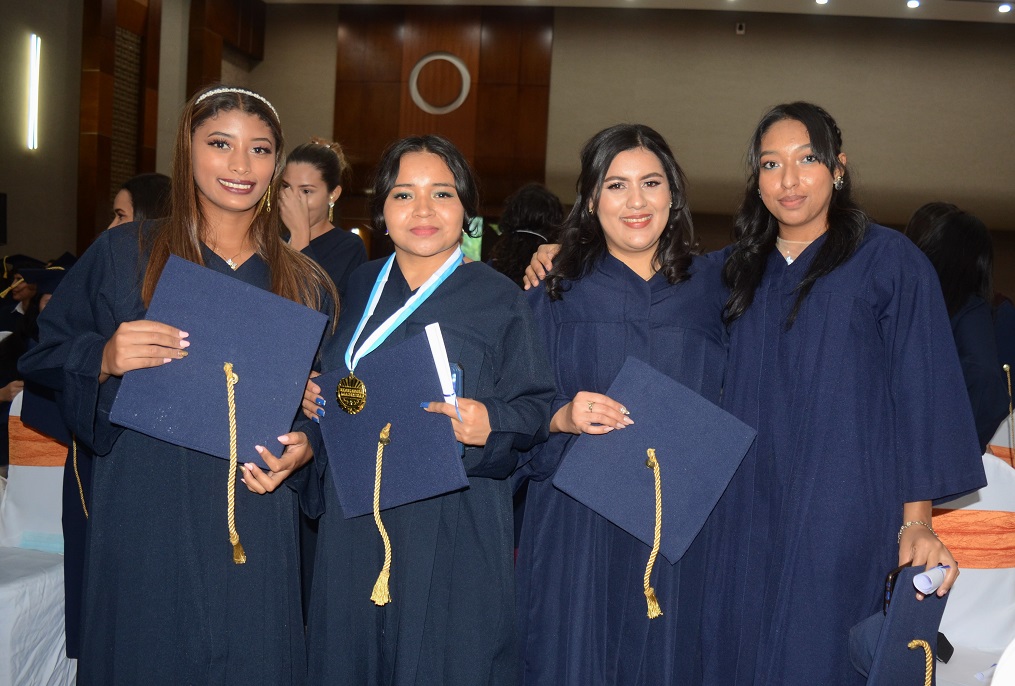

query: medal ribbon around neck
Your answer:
[337,247,464,414]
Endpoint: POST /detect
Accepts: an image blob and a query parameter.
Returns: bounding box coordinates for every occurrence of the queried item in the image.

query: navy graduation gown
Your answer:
[19,223,309,685]
[701,225,987,686]
[301,226,367,300]
[950,295,1008,451]
[302,258,554,686]
[515,254,728,685]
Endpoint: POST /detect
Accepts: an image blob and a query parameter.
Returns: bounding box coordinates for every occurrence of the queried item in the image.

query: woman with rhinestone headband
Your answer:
[19,84,336,684]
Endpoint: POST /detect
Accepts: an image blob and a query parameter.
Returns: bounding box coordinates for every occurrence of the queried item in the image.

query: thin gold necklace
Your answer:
[775,236,814,264]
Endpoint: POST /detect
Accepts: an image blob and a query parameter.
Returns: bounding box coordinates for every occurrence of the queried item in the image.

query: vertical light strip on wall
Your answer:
[27,33,41,150]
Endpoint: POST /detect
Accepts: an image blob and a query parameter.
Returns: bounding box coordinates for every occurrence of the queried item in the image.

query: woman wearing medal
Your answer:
[300,134,555,685]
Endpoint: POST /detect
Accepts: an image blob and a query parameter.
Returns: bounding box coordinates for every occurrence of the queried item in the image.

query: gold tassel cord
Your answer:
[0,277,24,299]
[1005,364,1012,457]
[371,423,393,606]
[72,438,88,519]
[224,363,246,564]
[907,639,933,686]
[643,448,663,619]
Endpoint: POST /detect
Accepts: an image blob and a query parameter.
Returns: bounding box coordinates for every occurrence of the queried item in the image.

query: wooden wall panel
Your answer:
[333,5,552,252]
[187,0,266,96]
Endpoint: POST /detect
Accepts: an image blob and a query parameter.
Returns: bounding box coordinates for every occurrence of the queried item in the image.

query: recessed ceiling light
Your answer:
[1000,3,1012,13]
[816,0,829,5]
[907,0,920,7]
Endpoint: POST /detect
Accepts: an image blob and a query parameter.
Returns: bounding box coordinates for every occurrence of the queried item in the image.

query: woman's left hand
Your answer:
[899,525,959,598]
[424,398,491,447]
[278,185,312,251]
[241,431,313,494]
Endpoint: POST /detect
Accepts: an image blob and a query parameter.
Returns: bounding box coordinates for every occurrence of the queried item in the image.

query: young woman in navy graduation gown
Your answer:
[279,137,367,299]
[19,86,336,684]
[514,124,728,685]
[298,135,554,685]
[700,102,986,685]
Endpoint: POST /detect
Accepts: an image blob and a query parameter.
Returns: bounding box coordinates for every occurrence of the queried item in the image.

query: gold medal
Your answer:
[337,373,367,414]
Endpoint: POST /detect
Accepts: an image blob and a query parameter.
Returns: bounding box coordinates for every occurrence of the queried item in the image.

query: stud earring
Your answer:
[757,188,762,197]
[833,176,844,191]
[328,201,335,223]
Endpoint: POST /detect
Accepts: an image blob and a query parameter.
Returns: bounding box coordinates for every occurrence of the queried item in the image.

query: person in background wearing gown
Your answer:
[904,202,1008,452]
[19,85,336,684]
[108,172,171,229]
[488,182,563,289]
[279,137,367,299]
[700,102,987,685]
[514,124,727,685]
[298,134,554,685]
[277,137,368,625]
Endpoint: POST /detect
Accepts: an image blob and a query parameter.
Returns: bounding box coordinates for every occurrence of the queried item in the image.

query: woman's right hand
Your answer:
[99,320,189,383]
[302,371,324,422]
[522,243,562,290]
[278,185,312,251]
[550,391,633,435]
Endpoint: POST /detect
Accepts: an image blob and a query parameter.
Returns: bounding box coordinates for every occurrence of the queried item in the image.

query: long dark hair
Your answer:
[140,85,337,321]
[722,102,869,327]
[489,183,564,288]
[121,173,171,222]
[546,124,694,301]
[905,202,993,317]
[370,135,480,237]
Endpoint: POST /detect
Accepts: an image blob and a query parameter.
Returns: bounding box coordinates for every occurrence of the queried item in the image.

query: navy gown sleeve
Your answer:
[513,286,577,484]
[950,296,1009,451]
[465,290,555,479]
[19,231,130,455]
[875,248,987,502]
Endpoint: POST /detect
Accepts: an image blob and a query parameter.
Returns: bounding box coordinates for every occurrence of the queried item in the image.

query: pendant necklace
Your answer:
[775,236,814,265]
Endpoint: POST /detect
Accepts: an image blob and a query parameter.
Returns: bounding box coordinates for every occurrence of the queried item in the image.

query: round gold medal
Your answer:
[337,373,367,414]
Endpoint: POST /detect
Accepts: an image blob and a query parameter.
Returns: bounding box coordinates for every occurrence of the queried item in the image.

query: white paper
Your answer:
[425,322,460,420]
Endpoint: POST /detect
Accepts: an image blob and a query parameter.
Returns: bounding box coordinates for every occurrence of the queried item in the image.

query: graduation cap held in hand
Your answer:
[110,255,329,562]
[849,565,950,685]
[552,356,756,617]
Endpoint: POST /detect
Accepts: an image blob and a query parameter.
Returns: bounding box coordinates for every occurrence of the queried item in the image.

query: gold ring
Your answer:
[587,401,594,412]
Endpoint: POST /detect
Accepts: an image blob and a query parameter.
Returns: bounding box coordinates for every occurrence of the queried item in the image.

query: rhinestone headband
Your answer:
[194,87,279,121]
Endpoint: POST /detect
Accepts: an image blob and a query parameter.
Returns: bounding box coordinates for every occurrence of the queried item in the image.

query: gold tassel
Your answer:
[0,277,24,299]
[907,639,933,686]
[328,202,334,224]
[72,438,88,519]
[643,448,663,619]
[370,423,393,605]
[224,363,246,564]
[1005,364,1012,457]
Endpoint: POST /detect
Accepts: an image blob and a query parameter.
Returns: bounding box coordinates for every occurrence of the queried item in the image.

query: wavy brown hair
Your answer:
[140,85,337,322]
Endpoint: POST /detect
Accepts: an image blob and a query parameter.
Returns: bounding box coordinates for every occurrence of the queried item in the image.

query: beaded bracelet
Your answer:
[898,520,937,543]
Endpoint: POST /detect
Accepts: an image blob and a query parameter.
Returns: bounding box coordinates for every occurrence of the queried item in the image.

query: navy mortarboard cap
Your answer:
[552,356,756,616]
[110,255,329,467]
[2,254,45,278]
[21,381,71,446]
[849,566,950,684]
[317,330,466,519]
[110,255,328,564]
[47,252,77,270]
[19,267,68,295]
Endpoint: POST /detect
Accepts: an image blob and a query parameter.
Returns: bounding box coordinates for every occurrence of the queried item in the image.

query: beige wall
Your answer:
[248,3,339,154]
[0,1,83,259]
[546,9,1015,232]
[156,0,191,175]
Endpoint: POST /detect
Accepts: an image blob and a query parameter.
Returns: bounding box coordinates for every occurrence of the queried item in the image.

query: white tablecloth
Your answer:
[0,547,75,686]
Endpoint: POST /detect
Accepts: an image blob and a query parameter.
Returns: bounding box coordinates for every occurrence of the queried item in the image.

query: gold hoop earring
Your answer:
[328,201,334,223]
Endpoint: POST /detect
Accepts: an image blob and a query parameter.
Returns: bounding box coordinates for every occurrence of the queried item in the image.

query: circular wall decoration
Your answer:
[409,52,471,115]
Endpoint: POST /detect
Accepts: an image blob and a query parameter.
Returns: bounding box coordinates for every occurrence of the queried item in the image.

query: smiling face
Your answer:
[757,118,845,241]
[191,110,276,221]
[282,161,340,229]
[383,151,465,276]
[108,189,133,229]
[594,147,671,274]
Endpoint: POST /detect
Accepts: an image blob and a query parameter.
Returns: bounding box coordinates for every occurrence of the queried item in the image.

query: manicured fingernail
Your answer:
[163,357,173,363]
[603,427,614,433]
[312,416,320,424]
[180,340,190,348]
[616,423,626,430]
[619,406,630,416]
[178,350,188,358]
[244,462,255,471]
[240,478,246,484]
[316,408,325,417]
[178,331,189,338]
[254,446,264,453]
[420,402,430,409]
[315,397,326,407]
[623,417,634,425]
